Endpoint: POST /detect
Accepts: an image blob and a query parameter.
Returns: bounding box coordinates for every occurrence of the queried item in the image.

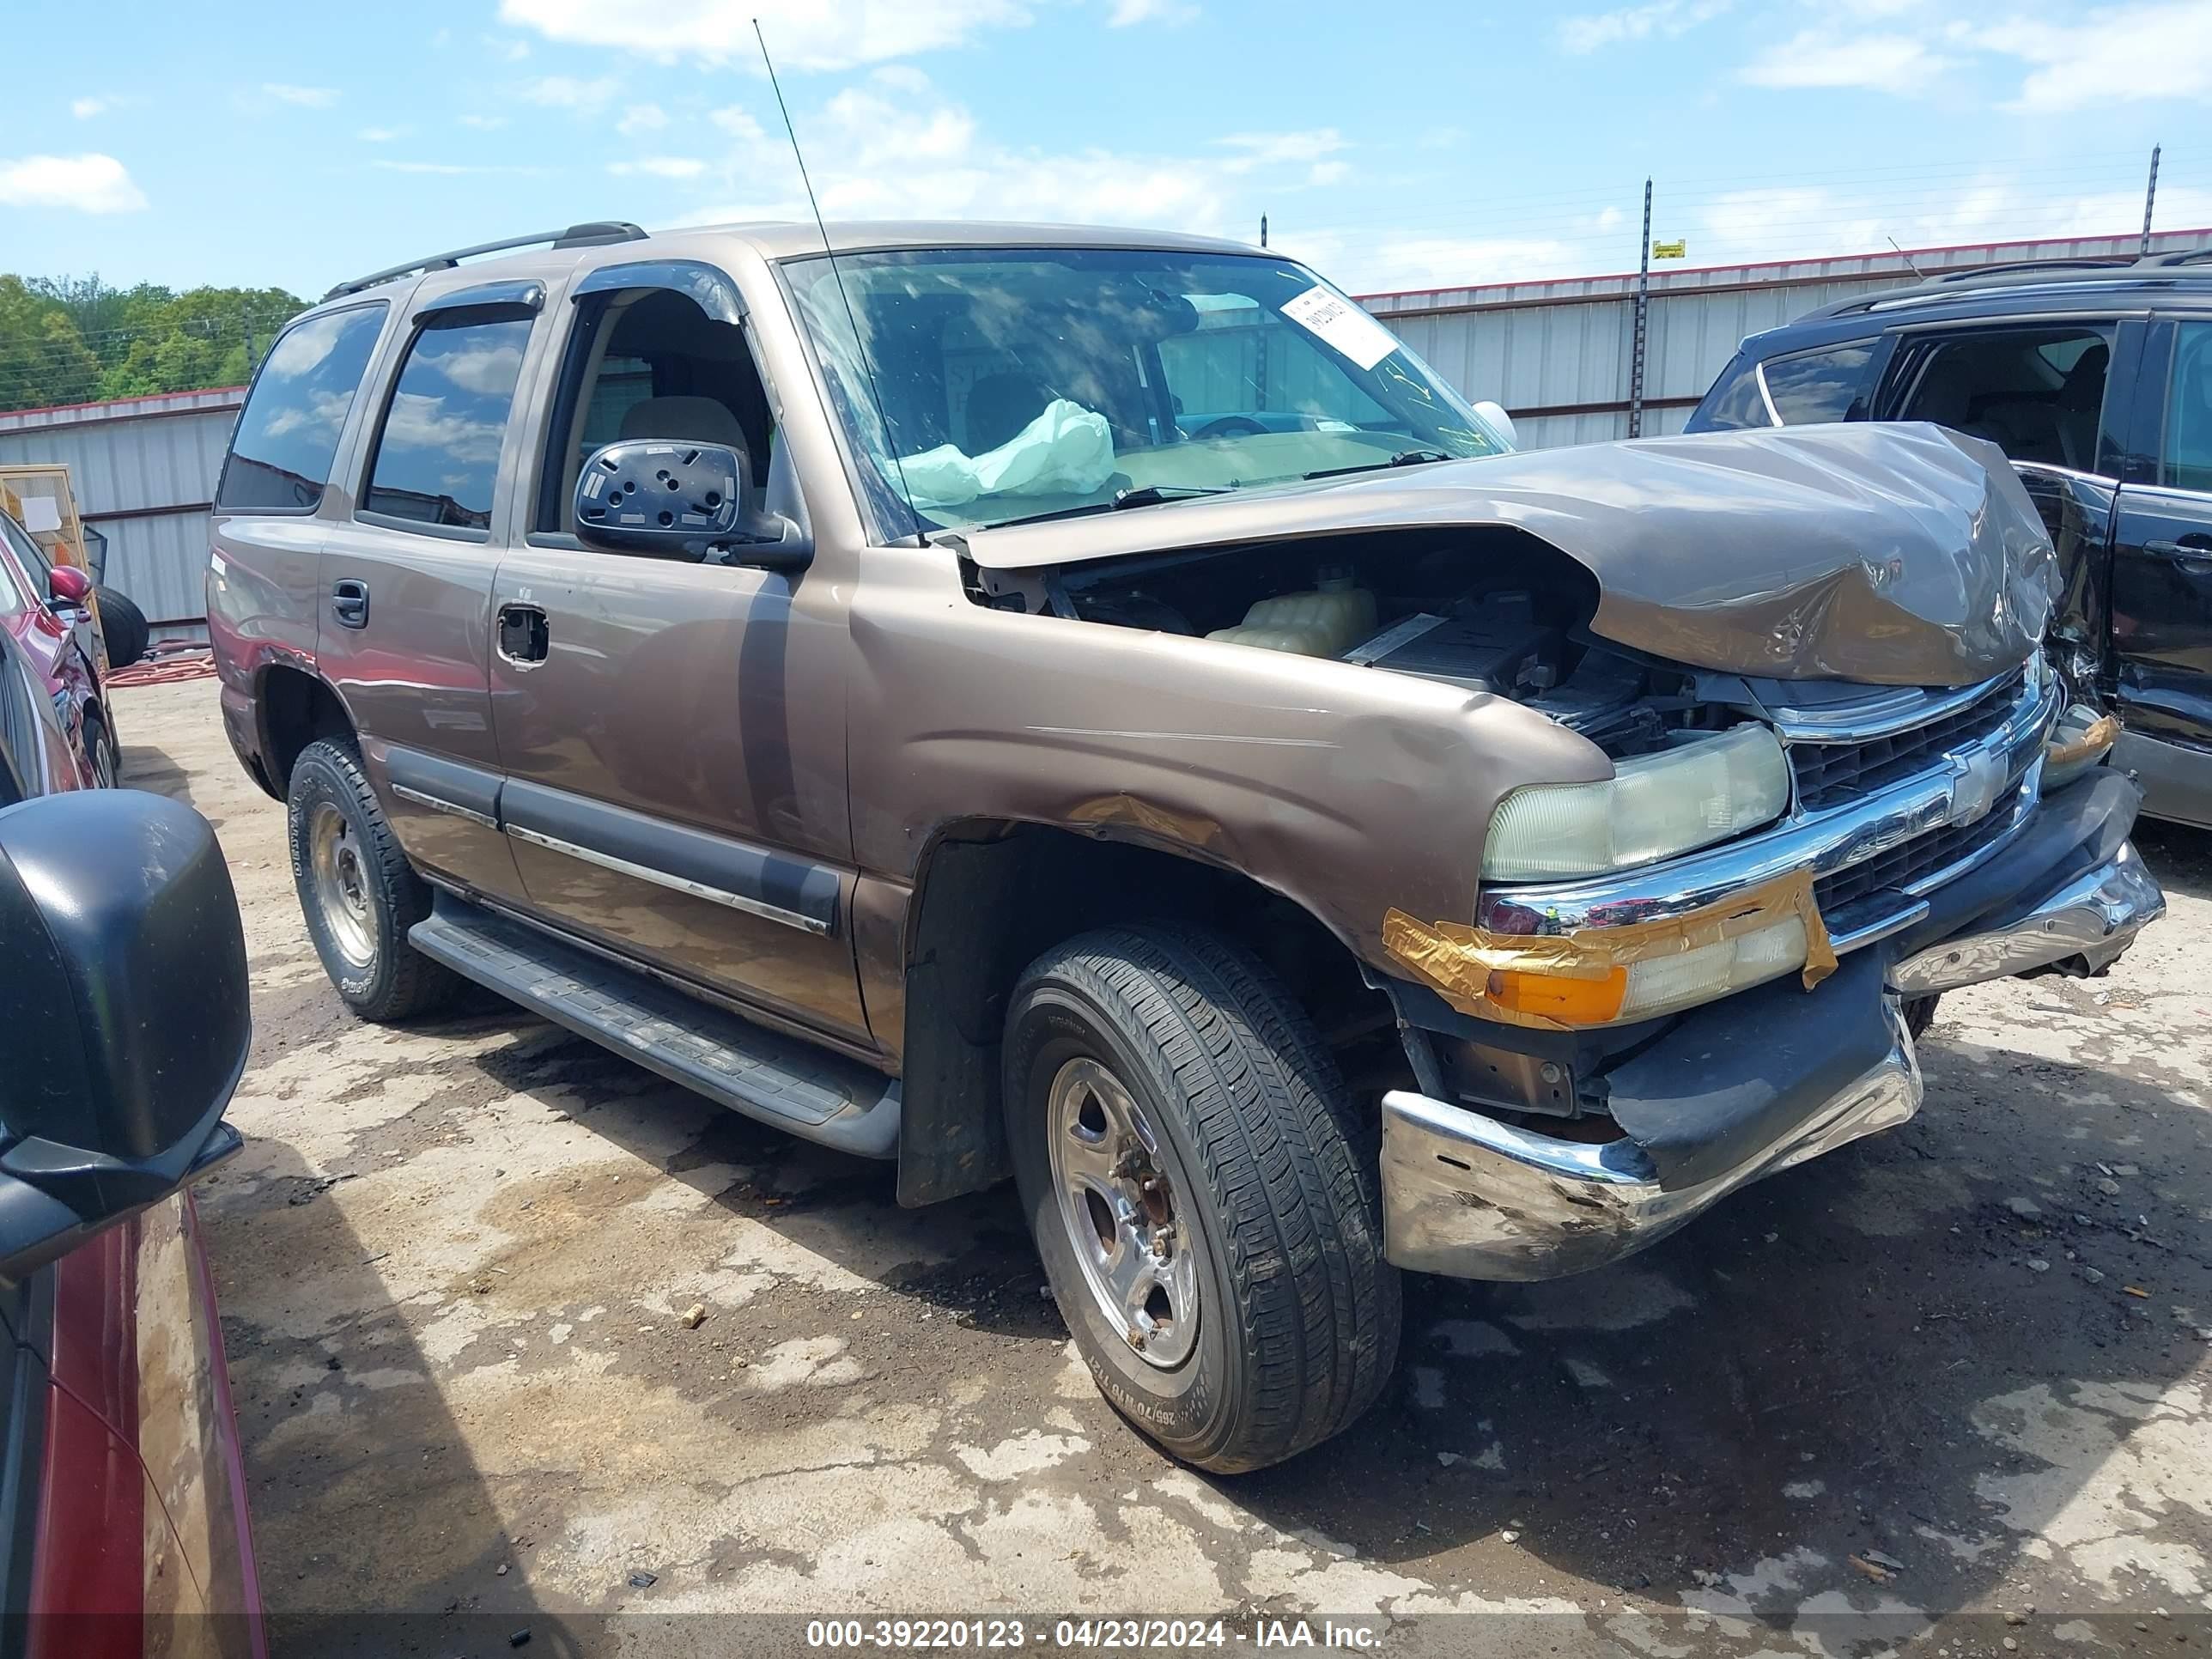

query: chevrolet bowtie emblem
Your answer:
[1948,749,2007,827]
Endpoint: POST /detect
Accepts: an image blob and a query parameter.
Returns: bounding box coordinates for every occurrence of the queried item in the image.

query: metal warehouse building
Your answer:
[1367,225,2212,450]
[0,386,243,643]
[3,225,2206,640]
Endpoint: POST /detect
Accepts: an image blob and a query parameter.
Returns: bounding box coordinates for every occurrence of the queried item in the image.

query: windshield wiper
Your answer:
[1302,448,1455,482]
[1112,483,1236,508]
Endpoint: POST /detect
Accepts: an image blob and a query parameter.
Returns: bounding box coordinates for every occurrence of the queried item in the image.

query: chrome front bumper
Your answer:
[1381,840,2163,1283]
[1888,841,2166,995]
[1381,1001,1923,1281]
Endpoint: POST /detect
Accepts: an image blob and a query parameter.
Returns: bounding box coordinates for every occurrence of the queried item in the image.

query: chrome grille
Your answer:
[1814,801,2019,914]
[1789,669,2026,811]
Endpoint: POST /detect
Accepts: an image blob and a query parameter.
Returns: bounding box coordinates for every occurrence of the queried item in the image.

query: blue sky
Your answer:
[5,0,2210,300]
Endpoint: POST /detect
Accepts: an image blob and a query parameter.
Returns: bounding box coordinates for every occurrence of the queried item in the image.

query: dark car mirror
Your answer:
[46,564,90,605]
[573,440,813,572]
[0,790,249,1281]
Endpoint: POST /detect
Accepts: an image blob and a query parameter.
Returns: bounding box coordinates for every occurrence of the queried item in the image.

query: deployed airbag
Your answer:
[896,398,1115,510]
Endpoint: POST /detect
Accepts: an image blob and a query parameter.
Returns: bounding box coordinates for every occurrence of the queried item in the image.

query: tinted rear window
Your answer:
[362,313,533,533]
[217,304,387,513]
[1761,342,1876,424]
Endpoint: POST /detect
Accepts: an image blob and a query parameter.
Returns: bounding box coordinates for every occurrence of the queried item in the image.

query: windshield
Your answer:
[783,247,1509,534]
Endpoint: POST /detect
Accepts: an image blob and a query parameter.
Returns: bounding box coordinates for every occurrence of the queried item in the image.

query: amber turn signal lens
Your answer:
[1485,965,1628,1024]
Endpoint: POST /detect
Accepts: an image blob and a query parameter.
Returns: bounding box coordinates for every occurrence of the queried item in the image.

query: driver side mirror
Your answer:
[46,563,90,606]
[573,440,812,573]
[0,790,249,1280]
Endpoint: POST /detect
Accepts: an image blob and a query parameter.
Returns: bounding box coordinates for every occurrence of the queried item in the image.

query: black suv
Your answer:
[1686,252,2212,829]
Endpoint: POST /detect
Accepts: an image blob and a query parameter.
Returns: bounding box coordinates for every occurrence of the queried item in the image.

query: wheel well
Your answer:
[259,664,356,793]
[894,822,1399,1206]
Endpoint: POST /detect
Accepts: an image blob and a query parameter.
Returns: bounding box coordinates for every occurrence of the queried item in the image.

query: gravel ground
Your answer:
[119,676,2212,1657]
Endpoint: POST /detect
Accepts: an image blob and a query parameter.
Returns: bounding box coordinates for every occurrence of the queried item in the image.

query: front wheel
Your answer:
[287,738,458,1021]
[1004,923,1400,1473]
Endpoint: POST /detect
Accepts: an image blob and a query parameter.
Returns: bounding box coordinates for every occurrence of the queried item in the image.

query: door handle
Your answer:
[331,578,370,629]
[2144,535,2212,561]
[495,602,550,667]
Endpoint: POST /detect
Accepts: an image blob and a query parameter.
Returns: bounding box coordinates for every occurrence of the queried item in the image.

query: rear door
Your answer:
[315,282,548,904]
[2106,314,2212,823]
[487,262,869,1046]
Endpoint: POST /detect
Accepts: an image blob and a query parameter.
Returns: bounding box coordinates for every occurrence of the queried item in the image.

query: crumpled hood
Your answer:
[960,422,2057,687]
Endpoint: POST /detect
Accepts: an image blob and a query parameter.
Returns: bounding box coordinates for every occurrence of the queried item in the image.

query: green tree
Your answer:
[0,276,100,411]
[0,273,308,409]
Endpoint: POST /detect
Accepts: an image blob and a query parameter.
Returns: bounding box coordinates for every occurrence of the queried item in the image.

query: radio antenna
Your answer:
[753,17,924,544]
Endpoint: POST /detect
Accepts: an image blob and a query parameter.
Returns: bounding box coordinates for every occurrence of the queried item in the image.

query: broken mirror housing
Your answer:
[1480,723,1790,880]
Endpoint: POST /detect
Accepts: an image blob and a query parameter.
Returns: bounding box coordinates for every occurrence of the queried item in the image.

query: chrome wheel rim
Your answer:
[308,802,376,968]
[1046,1057,1201,1370]
[90,733,115,788]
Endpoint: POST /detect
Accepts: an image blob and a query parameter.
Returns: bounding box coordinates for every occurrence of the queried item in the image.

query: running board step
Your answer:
[410,899,899,1159]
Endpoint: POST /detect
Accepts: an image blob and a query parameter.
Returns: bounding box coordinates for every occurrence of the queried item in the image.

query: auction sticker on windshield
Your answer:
[1279,285,1400,372]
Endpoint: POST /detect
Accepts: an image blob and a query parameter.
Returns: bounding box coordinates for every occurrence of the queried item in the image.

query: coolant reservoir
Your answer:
[1206,574,1377,658]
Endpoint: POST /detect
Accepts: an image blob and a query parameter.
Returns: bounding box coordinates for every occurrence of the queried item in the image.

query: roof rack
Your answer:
[2139,247,2212,269]
[1923,254,2137,285]
[323,222,648,301]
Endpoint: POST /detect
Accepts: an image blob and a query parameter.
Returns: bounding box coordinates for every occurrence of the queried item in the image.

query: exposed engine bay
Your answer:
[970,528,1705,757]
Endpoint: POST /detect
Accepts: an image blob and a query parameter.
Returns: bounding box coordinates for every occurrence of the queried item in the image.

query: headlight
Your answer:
[1481,725,1790,880]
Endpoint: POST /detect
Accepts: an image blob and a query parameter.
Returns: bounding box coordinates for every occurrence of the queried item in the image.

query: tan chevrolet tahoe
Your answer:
[208,219,2163,1471]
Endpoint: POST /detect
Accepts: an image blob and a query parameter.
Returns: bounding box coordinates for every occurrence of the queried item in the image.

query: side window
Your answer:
[1893,324,2115,472]
[217,303,386,513]
[2161,321,2212,493]
[1694,356,1775,431]
[361,312,534,533]
[1760,342,1876,424]
[532,289,774,536]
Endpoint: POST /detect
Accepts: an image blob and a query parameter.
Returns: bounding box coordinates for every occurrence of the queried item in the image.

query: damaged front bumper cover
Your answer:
[1381,775,2163,1281]
[1382,997,1922,1280]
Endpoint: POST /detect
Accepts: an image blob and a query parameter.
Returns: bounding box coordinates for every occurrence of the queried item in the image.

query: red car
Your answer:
[0,617,264,1657]
[0,503,117,788]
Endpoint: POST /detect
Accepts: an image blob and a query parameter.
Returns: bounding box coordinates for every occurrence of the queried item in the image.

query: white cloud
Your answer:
[370,160,548,177]
[263,82,340,107]
[520,74,623,112]
[709,106,769,143]
[356,125,407,143]
[459,113,509,131]
[70,97,106,119]
[498,0,1033,73]
[1220,130,1335,173]
[1739,27,1952,91]
[1978,1,2212,111]
[0,153,147,213]
[617,103,667,135]
[1108,0,1197,23]
[609,156,708,179]
[675,70,1325,240]
[1559,0,1730,52]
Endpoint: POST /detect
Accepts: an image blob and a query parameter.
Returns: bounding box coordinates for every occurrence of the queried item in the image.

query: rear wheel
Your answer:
[288,738,458,1021]
[1004,922,1399,1472]
[1905,994,1941,1040]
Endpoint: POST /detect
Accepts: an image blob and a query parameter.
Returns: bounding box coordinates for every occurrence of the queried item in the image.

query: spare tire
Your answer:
[94,586,149,670]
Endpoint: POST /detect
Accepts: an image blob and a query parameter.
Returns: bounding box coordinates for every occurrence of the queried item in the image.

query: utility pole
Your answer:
[1627,178,1653,439]
[2141,144,2162,258]
[1259,214,1268,249]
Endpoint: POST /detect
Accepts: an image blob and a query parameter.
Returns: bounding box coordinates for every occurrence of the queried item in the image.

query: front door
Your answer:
[488,269,867,1046]
[2106,316,2212,823]
[315,283,549,903]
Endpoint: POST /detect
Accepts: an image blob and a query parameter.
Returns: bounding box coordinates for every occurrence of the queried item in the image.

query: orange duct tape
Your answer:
[1382,866,1839,1032]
